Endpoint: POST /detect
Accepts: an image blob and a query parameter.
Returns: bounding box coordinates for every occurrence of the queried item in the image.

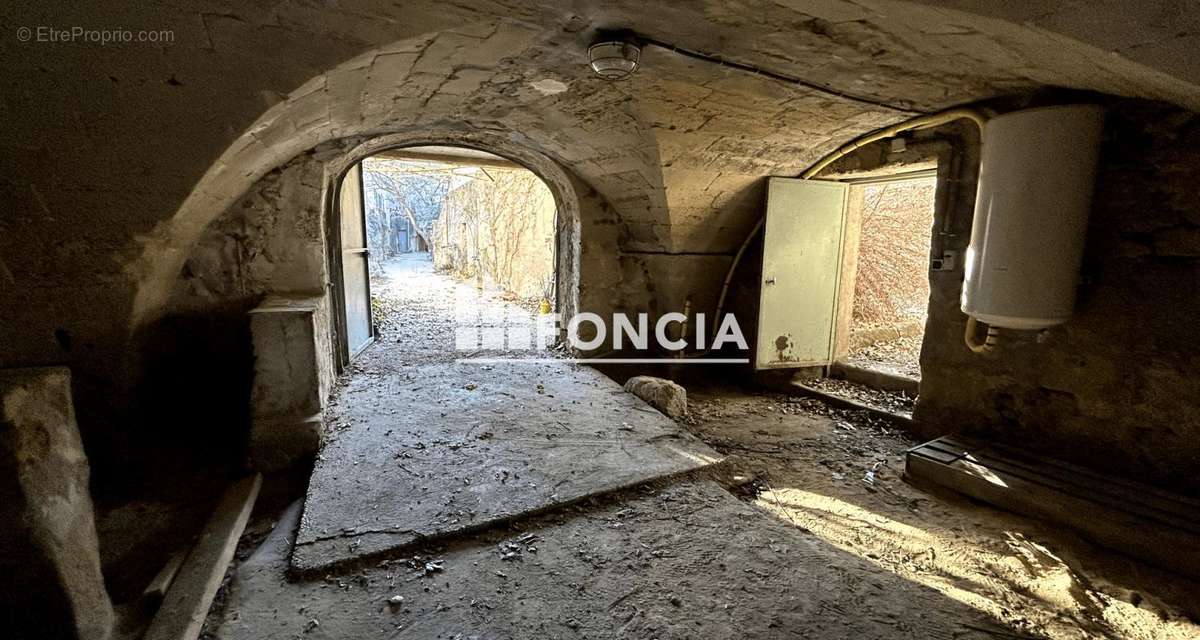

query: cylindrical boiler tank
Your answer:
[961,104,1105,330]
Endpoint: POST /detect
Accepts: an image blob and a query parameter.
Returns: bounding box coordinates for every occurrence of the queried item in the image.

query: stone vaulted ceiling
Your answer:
[0,0,1197,330]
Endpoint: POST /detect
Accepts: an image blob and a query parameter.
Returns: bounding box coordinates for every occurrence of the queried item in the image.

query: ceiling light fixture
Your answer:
[588,33,641,80]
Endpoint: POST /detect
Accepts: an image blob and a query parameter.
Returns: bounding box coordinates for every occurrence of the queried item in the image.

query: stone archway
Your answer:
[322,130,583,366]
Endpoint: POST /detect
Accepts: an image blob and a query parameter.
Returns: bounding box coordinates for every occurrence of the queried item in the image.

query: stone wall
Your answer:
[170,148,334,312]
[796,98,1200,494]
[3,0,1200,489]
[131,144,343,472]
[818,100,1200,495]
[432,168,557,301]
[155,131,634,460]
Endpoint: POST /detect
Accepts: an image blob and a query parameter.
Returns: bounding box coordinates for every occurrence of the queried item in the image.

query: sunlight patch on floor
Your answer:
[755,487,1193,640]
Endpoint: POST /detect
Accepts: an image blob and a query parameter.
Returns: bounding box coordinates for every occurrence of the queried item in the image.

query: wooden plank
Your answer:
[911,443,964,465]
[143,474,262,640]
[916,437,1200,531]
[915,438,1200,530]
[984,438,1200,512]
[373,148,523,169]
[906,437,1200,579]
[140,550,187,607]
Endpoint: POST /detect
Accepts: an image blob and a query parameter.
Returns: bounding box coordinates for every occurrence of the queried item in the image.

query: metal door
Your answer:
[755,178,849,369]
[340,162,373,357]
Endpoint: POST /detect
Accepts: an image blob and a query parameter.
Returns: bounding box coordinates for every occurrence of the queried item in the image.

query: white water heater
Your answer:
[961,104,1105,330]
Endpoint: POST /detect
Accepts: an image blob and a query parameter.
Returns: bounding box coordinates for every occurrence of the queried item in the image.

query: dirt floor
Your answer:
[685,387,1200,639]
[204,385,1200,639]
[367,252,536,366]
[803,376,916,417]
[845,334,924,380]
[201,256,1200,639]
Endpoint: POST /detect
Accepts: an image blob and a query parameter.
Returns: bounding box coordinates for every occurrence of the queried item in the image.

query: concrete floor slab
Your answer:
[292,255,723,574]
[292,360,721,574]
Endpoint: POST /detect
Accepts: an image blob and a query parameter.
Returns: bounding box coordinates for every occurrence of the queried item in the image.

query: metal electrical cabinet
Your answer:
[755,177,850,370]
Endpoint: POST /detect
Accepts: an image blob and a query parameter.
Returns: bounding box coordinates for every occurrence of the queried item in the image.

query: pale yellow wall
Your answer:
[432,170,556,301]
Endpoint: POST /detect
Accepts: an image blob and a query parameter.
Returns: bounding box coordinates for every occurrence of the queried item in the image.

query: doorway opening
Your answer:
[841,172,937,380]
[333,144,560,366]
[753,168,937,417]
[298,140,720,582]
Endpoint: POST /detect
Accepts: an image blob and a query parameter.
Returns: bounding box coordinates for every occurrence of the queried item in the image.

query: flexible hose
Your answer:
[964,315,1000,353]
[706,216,764,351]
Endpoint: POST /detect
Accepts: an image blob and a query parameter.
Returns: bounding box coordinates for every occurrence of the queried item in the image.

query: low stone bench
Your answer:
[247,295,334,472]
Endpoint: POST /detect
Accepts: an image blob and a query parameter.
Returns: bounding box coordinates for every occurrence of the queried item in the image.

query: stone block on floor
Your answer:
[623,375,688,419]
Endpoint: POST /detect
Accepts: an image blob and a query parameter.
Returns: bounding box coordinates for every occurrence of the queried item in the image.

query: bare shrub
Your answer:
[432,169,556,302]
[851,179,936,327]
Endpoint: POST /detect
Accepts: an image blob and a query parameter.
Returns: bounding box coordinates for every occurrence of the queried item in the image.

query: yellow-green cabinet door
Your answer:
[755,178,849,369]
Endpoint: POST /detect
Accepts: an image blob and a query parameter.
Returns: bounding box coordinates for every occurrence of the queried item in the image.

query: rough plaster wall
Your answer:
[119,146,340,472]
[170,149,332,313]
[433,169,557,301]
[569,174,636,322]
[2,0,1200,472]
[158,132,630,458]
[95,0,1200,328]
[901,0,1200,88]
[896,102,1200,495]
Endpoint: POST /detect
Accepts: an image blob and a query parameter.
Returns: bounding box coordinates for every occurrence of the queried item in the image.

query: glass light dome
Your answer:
[588,41,641,80]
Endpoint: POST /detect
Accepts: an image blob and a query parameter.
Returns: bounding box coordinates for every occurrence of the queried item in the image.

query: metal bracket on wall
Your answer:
[931,250,958,271]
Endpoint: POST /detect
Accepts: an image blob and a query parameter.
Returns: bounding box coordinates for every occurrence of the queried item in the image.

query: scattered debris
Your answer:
[498,541,523,561]
[846,334,923,379]
[804,377,914,415]
[864,460,884,488]
[497,533,541,561]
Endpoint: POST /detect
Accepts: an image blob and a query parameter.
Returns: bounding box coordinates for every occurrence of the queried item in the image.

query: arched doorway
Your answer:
[323,134,581,369]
